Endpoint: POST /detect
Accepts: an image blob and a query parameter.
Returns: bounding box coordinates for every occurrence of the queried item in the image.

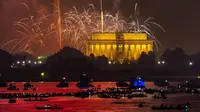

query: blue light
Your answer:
[133,77,145,88]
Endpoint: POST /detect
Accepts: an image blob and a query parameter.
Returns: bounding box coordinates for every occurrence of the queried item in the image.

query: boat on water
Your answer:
[76,74,94,88]
[138,102,144,108]
[130,77,145,89]
[24,82,33,88]
[56,77,69,88]
[154,79,169,86]
[36,105,64,110]
[7,83,19,90]
[183,79,200,88]
[9,98,16,103]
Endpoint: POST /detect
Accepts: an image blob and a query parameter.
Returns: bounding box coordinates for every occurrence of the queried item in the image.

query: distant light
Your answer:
[82,74,86,76]
[189,62,193,66]
[41,72,45,77]
[158,61,161,64]
[22,61,25,64]
[28,60,31,63]
[138,88,141,90]
[198,76,200,79]
[38,61,42,64]
[165,80,168,82]
[34,62,37,64]
[108,61,112,64]
[63,77,65,80]
[17,61,20,64]
[162,61,165,64]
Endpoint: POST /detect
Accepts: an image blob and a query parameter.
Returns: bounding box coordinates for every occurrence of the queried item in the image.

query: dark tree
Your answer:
[58,46,84,58]
[147,51,156,66]
[138,52,149,67]
[137,51,156,68]
[13,52,36,61]
[95,55,109,67]
[89,53,95,60]
[46,46,85,68]
[160,48,189,68]
[0,49,12,68]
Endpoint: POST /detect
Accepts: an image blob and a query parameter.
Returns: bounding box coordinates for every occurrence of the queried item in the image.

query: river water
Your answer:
[0,82,200,112]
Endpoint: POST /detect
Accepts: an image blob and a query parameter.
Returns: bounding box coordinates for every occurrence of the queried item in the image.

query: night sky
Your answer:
[0,0,200,54]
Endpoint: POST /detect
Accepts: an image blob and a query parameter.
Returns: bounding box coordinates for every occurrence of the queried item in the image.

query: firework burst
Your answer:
[1,3,165,55]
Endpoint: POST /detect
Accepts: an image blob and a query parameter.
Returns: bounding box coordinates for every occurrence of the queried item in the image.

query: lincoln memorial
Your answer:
[86,33,153,61]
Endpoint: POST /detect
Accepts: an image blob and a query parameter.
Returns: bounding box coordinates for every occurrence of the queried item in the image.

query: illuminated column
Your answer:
[107,45,111,59]
[99,44,102,56]
[99,44,101,56]
[96,44,99,56]
[124,44,129,59]
[145,44,148,53]
[141,44,147,53]
[91,45,94,55]
[101,44,105,56]
[136,44,141,60]
[87,45,90,55]
[104,44,107,57]
[147,44,153,52]
[130,45,135,60]
[128,45,131,60]
[113,44,117,60]
[110,45,113,60]
[94,44,96,56]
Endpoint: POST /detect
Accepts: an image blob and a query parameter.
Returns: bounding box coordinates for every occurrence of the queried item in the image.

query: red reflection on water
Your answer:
[0,82,199,112]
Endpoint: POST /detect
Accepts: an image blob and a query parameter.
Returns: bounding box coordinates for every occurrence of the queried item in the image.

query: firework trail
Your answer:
[1,3,58,55]
[1,3,165,55]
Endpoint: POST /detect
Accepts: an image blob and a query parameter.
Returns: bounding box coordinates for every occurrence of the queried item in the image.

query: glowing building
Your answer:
[86,33,153,61]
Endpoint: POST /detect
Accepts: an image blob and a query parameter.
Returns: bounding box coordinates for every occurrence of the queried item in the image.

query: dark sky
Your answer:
[0,0,200,54]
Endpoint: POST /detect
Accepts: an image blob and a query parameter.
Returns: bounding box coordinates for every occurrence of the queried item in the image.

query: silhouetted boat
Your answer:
[76,83,94,88]
[185,79,200,88]
[24,82,33,88]
[98,94,111,98]
[56,77,69,88]
[9,98,16,103]
[36,105,64,110]
[130,77,145,89]
[76,74,94,88]
[138,102,144,108]
[7,83,19,90]
[154,79,169,86]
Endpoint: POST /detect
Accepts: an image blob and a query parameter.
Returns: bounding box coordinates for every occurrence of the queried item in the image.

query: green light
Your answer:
[38,56,48,60]
[41,72,45,77]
